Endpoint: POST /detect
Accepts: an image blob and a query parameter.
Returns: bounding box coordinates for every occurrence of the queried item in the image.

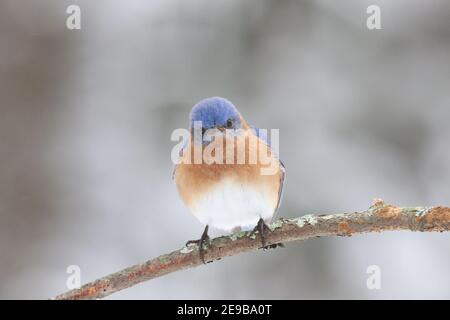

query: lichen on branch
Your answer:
[52,200,450,300]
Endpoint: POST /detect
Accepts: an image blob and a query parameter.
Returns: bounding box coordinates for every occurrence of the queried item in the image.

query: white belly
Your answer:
[191,180,276,232]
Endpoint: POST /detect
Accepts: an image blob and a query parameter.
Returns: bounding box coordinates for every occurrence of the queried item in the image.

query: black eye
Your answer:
[226,118,233,128]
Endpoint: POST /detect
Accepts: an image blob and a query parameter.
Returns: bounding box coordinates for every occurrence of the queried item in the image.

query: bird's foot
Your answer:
[251,218,285,251]
[186,225,210,264]
[264,242,285,250]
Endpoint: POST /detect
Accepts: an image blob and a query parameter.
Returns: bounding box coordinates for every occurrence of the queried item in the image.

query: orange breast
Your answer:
[173,130,282,216]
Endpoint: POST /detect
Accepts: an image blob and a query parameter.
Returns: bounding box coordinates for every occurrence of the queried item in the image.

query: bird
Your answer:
[173,97,285,263]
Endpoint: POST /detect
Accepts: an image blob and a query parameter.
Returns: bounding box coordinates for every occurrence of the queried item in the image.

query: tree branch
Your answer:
[52,200,450,300]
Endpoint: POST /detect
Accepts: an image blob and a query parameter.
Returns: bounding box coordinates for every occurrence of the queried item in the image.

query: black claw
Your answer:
[252,218,270,248]
[252,218,285,250]
[264,243,285,250]
[186,225,210,264]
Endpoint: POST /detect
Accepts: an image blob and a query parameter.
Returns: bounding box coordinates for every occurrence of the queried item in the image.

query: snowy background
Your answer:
[1,0,449,299]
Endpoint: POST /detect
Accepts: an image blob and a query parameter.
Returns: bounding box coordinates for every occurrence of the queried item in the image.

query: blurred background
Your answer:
[1,0,449,299]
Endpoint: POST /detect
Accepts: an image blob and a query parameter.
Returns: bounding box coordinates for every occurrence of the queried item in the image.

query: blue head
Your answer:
[189,97,243,133]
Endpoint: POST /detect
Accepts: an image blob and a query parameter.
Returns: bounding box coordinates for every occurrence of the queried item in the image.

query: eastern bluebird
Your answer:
[173,97,285,262]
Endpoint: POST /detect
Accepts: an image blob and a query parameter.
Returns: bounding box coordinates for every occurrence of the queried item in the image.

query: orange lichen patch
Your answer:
[374,204,402,219]
[70,284,105,299]
[87,286,98,296]
[337,221,352,236]
[417,207,450,230]
[128,273,139,281]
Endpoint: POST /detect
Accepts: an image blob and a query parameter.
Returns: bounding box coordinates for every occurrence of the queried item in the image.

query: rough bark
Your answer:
[52,200,450,300]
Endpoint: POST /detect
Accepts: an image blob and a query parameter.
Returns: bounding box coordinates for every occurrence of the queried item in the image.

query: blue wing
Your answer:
[251,126,286,218]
